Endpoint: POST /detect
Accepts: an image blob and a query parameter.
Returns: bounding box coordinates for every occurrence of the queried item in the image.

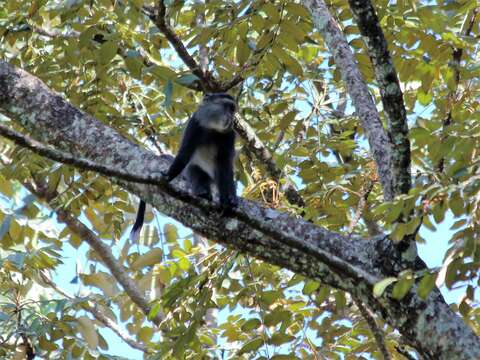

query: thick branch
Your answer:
[301,0,394,201]
[2,124,377,287]
[347,0,411,196]
[1,60,479,359]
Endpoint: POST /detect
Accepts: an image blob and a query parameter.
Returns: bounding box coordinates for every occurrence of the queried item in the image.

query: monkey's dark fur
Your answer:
[130,93,238,241]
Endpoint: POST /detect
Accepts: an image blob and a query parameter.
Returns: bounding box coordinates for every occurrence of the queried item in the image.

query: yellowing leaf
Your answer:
[138,327,154,342]
[77,316,99,350]
[164,223,178,242]
[373,277,397,298]
[82,272,119,297]
[131,248,163,270]
[39,335,58,351]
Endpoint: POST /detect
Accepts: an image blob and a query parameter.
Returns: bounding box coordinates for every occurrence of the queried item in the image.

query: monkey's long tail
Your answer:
[129,200,146,242]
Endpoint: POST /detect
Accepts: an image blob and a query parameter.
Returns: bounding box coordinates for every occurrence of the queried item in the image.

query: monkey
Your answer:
[130,93,238,241]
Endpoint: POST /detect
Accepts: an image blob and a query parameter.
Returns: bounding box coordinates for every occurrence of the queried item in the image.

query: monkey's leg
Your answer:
[216,157,238,208]
[188,165,213,201]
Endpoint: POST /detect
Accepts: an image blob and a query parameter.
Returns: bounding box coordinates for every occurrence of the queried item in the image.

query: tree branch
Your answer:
[39,272,149,353]
[438,7,479,173]
[21,178,164,327]
[234,115,305,207]
[347,179,375,234]
[353,298,391,360]
[346,0,411,196]
[145,1,218,91]
[1,60,479,359]
[301,0,395,201]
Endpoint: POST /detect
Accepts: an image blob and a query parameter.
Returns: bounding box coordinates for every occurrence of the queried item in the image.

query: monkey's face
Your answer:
[197,93,237,132]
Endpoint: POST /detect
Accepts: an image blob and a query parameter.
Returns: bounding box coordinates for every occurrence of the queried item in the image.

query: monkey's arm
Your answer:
[217,132,237,208]
[166,119,200,181]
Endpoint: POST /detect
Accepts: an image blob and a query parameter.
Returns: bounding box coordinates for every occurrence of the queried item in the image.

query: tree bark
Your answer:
[0,61,479,359]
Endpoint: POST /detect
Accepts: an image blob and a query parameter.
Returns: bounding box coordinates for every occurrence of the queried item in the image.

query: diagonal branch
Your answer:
[1,60,479,359]
[234,115,305,207]
[0,123,169,188]
[39,272,149,353]
[346,0,411,196]
[0,123,377,287]
[353,298,391,360]
[145,1,218,91]
[301,0,395,201]
[22,178,164,327]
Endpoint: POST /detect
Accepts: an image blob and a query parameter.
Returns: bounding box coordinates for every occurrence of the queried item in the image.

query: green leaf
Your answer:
[99,41,118,64]
[148,302,162,320]
[241,318,261,331]
[392,276,414,300]
[271,355,298,360]
[150,65,177,80]
[264,310,290,327]
[263,3,280,23]
[269,333,295,345]
[236,40,250,66]
[285,3,310,18]
[302,280,320,295]
[124,54,143,79]
[163,80,173,107]
[373,277,397,298]
[164,224,178,242]
[417,90,433,105]
[390,223,407,242]
[418,273,436,299]
[176,74,199,86]
[238,337,264,355]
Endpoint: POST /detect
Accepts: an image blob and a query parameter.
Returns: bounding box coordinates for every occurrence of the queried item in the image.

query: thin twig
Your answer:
[353,298,391,360]
[347,179,375,234]
[21,176,164,327]
[438,7,479,172]
[39,272,149,353]
[145,1,217,91]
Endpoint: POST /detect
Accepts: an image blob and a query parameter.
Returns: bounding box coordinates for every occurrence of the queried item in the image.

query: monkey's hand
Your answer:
[160,168,176,183]
[220,194,239,210]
